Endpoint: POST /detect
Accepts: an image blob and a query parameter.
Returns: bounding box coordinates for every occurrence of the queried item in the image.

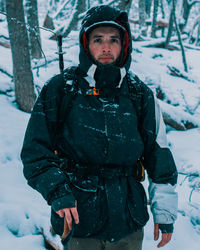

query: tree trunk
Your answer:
[145,0,152,18]
[151,0,159,37]
[25,0,42,59]
[115,0,133,15]
[165,3,174,48]
[0,0,5,11]
[172,0,188,72]
[49,0,60,13]
[6,0,36,113]
[180,0,200,32]
[139,0,147,36]
[196,21,200,46]
[160,0,165,19]
[87,0,90,9]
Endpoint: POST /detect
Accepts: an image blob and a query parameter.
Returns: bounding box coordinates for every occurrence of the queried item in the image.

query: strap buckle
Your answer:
[87,88,100,96]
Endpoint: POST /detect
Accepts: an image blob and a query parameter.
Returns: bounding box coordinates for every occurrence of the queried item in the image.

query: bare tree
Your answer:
[0,0,5,11]
[115,0,133,15]
[189,14,200,46]
[151,0,159,37]
[43,0,69,30]
[172,0,188,72]
[145,0,153,18]
[180,0,200,32]
[165,2,174,48]
[139,0,147,36]
[165,0,188,71]
[87,0,90,9]
[6,0,36,113]
[25,0,42,59]
[51,0,86,39]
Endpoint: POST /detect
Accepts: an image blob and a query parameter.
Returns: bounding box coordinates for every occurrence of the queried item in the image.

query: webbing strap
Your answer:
[66,163,137,179]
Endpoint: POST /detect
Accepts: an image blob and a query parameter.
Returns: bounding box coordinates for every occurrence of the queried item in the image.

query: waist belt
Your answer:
[60,160,139,179]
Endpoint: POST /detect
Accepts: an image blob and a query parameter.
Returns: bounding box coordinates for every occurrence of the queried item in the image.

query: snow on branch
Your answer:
[105,0,116,6]
[188,0,200,6]
[159,100,200,130]
[167,65,195,82]
[136,35,188,49]
[52,0,71,19]
[0,67,13,78]
[50,0,80,39]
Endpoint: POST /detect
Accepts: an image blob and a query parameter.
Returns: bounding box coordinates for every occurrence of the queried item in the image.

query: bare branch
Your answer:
[52,0,71,19]
[0,68,13,78]
[188,0,200,7]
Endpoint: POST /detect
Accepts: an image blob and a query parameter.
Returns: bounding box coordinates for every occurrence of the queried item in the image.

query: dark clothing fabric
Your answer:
[67,230,143,250]
[21,68,177,241]
[20,4,177,245]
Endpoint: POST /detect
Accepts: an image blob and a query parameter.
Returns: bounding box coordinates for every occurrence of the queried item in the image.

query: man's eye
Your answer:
[111,38,119,43]
[94,38,102,43]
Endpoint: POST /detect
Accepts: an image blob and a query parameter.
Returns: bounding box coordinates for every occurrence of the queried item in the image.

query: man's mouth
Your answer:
[98,55,114,60]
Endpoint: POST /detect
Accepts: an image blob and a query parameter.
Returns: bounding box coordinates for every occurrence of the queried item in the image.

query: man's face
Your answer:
[88,26,121,64]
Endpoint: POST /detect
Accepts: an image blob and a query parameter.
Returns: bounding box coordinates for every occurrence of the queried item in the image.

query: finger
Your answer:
[64,209,73,230]
[56,210,65,218]
[154,223,159,241]
[70,207,79,224]
[157,233,172,248]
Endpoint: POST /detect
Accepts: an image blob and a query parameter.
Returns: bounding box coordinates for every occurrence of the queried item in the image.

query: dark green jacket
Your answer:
[21,5,178,242]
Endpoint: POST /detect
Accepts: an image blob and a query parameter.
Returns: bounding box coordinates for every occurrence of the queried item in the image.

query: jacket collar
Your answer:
[83,64,127,89]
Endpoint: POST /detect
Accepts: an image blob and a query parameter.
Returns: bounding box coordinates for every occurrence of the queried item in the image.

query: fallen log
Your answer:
[159,100,199,130]
[133,35,188,49]
[129,19,168,27]
[0,35,10,48]
[167,65,194,82]
[0,41,10,48]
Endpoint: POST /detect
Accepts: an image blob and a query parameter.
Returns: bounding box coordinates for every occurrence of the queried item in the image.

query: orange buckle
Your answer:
[93,88,99,95]
[88,88,99,95]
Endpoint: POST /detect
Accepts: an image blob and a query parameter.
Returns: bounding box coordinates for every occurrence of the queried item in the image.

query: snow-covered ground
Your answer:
[1,6,200,250]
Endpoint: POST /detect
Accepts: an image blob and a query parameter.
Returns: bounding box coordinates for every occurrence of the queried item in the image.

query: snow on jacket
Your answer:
[21,5,178,242]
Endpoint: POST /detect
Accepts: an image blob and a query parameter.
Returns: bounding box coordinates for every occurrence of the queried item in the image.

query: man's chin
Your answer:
[93,58,117,67]
[98,60,114,65]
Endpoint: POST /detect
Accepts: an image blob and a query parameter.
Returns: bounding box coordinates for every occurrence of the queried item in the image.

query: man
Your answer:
[21,5,178,250]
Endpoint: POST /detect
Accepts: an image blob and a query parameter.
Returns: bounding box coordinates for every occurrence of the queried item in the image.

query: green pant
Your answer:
[66,230,143,250]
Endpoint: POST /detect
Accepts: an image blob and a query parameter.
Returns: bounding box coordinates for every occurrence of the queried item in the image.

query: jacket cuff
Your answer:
[159,223,174,233]
[48,183,76,210]
[51,194,76,212]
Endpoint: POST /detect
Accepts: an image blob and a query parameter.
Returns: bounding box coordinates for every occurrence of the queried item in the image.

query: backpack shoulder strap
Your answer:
[57,66,78,130]
[126,71,144,128]
[127,72,146,180]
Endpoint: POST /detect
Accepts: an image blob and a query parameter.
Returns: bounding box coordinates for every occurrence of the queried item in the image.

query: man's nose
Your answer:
[102,42,111,52]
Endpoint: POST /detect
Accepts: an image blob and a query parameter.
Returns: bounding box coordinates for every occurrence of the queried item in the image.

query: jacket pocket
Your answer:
[69,175,99,192]
[127,176,149,227]
[71,184,107,237]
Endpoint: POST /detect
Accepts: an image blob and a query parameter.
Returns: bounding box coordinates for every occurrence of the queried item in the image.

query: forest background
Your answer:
[0,0,200,249]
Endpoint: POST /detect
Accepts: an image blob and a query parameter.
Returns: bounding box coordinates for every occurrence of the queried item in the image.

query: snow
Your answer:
[1,4,200,250]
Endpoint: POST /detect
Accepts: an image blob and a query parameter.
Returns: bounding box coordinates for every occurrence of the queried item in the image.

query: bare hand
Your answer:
[56,201,79,231]
[154,223,172,248]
